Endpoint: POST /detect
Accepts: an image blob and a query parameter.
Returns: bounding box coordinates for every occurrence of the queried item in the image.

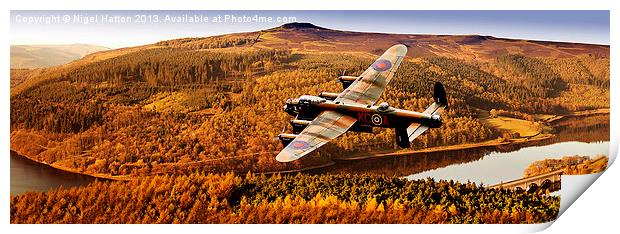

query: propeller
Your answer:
[274,113,301,141]
[338,69,349,90]
[273,122,287,141]
[339,69,346,80]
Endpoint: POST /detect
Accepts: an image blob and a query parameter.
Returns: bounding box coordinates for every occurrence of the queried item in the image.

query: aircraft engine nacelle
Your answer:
[338,76,358,89]
[278,133,298,147]
[318,92,339,101]
[290,119,311,134]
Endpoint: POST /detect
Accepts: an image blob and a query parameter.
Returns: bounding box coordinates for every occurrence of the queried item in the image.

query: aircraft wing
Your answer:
[276,110,357,162]
[334,44,407,105]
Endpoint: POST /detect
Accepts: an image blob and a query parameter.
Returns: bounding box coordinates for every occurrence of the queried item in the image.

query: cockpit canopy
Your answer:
[298,95,327,105]
[377,102,390,112]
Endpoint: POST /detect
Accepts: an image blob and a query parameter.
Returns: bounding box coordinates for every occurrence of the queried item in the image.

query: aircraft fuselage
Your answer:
[285,95,442,133]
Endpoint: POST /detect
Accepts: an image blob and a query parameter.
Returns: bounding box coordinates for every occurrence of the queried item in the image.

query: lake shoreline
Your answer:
[10,148,126,182]
[332,135,551,161]
[329,109,612,162]
[10,110,610,181]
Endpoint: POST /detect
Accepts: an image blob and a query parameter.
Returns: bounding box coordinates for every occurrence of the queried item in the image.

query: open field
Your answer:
[482,116,542,137]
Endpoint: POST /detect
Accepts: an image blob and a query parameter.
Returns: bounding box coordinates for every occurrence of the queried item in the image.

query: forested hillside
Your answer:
[10,23,610,178]
[10,173,559,224]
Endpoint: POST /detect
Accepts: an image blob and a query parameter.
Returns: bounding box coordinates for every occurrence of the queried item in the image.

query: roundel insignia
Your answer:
[371,59,392,72]
[291,140,310,150]
[371,114,383,126]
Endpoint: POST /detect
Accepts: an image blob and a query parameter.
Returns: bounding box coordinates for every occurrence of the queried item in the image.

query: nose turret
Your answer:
[283,98,300,117]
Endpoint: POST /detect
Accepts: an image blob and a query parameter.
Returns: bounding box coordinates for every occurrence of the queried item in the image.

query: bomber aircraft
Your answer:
[276,44,448,162]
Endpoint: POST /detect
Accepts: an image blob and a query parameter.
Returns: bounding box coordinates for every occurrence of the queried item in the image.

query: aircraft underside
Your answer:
[275,44,449,162]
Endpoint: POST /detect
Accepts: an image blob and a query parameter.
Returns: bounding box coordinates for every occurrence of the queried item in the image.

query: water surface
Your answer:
[310,114,610,185]
[406,141,608,185]
[10,151,98,196]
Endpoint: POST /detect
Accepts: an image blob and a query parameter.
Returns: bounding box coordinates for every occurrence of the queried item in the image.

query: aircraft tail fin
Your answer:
[433,82,449,109]
[421,82,448,116]
[401,82,449,145]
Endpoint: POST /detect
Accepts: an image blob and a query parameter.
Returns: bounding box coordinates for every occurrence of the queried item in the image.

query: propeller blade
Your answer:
[273,119,288,141]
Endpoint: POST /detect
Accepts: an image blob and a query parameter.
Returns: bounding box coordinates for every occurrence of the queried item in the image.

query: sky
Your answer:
[10,10,610,48]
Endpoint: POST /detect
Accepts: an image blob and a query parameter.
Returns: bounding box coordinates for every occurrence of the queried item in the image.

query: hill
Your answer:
[9,23,610,178]
[10,44,110,69]
[261,23,608,60]
[150,22,608,60]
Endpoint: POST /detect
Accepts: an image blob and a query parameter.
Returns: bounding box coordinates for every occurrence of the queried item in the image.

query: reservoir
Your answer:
[310,114,610,185]
[405,140,608,185]
[10,151,98,196]
[11,114,609,195]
